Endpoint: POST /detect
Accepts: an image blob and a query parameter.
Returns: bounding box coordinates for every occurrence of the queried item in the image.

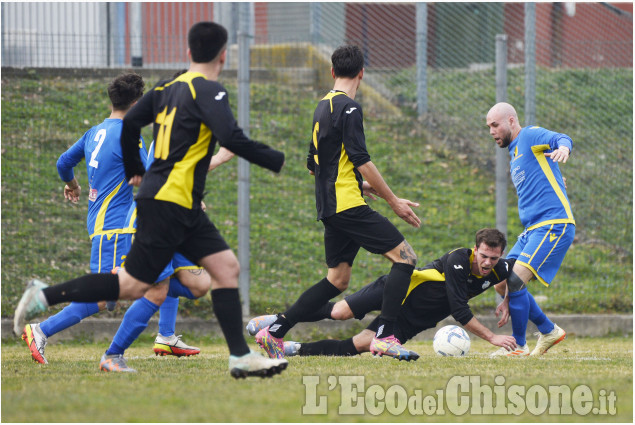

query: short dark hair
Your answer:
[331,45,364,78]
[475,228,507,252]
[188,21,228,63]
[108,73,144,111]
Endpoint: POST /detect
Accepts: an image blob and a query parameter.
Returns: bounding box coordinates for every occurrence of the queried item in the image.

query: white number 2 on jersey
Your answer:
[89,129,107,168]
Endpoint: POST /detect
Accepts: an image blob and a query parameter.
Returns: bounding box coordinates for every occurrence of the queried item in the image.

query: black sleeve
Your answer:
[197,82,284,173]
[307,139,316,172]
[121,90,155,180]
[341,103,371,168]
[443,251,474,326]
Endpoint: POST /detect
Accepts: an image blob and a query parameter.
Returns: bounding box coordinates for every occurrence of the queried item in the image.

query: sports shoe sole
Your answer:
[532,332,566,356]
[22,325,47,364]
[230,361,288,379]
[371,350,420,362]
[153,346,200,357]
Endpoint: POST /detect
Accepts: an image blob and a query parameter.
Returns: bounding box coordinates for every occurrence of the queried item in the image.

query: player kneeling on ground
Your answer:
[249,228,518,357]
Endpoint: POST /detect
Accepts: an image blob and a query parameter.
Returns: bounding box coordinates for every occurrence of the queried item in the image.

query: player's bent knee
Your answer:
[329,279,349,291]
[177,270,212,297]
[118,271,152,300]
[331,301,353,320]
[144,280,169,305]
[386,240,418,266]
[507,271,527,293]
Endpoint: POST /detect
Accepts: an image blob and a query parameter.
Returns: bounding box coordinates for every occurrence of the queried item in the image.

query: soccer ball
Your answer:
[433,325,470,357]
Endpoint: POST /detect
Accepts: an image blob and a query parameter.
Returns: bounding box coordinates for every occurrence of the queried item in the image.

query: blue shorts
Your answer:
[507,223,575,286]
[172,252,202,274]
[90,233,127,273]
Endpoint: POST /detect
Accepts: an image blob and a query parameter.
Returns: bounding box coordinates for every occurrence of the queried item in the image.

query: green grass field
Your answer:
[2,335,632,422]
[1,71,632,320]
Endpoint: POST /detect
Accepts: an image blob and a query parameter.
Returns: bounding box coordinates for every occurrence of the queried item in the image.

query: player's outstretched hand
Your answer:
[495,298,510,327]
[64,184,81,203]
[390,198,421,228]
[545,146,570,163]
[361,181,380,200]
[209,147,235,172]
[490,334,517,351]
[128,175,143,187]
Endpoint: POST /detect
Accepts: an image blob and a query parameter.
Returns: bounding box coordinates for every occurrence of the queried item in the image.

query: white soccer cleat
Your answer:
[530,324,566,356]
[153,334,200,357]
[284,341,301,357]
[100,353,137,373]
[14,279,49,336]
[229,350,288,379]
[490,343,530,358]
[22,323,48,364]
[246,314,277,336]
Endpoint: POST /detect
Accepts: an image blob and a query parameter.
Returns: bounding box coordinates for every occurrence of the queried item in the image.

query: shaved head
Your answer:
[486,102,522,148]
[488,102,518,121]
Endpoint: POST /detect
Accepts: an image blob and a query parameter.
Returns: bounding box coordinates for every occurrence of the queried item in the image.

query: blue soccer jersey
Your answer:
[57,118,147,238]
[507,126,575,230]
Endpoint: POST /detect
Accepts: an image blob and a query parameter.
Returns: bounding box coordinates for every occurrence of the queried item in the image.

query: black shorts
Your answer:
[345,275,387,320]
[345,275,435,343]
[322,205,404,268]
[124,199,230,284]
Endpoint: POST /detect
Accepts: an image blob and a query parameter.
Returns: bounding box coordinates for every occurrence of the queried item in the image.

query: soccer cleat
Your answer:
[229,350,288,379]
[153,334,200,357]
[255,327,285,359]
[246,314,277,336]
[100,353,137,373]
[530,324,566,356]
[22,323,48,364]
[13,279,49,336]
[370,335,419,361]
[284,341,301,357]
[490,343,530,357]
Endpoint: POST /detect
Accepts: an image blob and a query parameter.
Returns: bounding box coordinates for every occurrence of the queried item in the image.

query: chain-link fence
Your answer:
[2,2,632,316]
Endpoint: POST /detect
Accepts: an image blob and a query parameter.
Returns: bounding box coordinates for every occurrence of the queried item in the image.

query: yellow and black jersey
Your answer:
[399,248,514,332]
[121,71,284,210]
[307,90,371,220]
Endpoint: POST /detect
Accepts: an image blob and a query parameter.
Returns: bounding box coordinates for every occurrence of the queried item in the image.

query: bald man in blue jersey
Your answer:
[486,102,575,357]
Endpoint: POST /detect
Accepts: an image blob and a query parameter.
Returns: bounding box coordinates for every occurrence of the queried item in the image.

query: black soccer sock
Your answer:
[298,338,359,357]
[43,273,120,306]
[376,263,415,338]
[302,301,336,322]
[270,278,342,338]
[211,288,250,357]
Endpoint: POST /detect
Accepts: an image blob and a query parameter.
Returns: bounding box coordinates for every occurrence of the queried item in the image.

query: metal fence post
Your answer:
[525,3,536,125]
[129,3,142,67]
[310,3,322,44]
[237,3,252,317]
[495,34,508,239]
[416,3,428,116]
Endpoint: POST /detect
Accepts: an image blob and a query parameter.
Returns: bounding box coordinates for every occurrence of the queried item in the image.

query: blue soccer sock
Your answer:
[39,302,100,338]
[527,291,555,334]
[158,296,179,337]
[106,297,159,355]
[167,277,196,299]
[508,288,530,346]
